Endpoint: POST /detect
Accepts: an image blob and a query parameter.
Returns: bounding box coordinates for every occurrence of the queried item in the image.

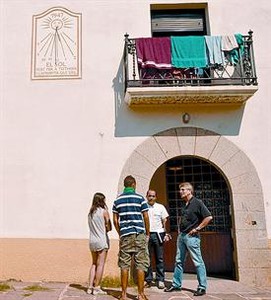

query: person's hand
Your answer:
[163,233,172,242]
[188,228,200,236]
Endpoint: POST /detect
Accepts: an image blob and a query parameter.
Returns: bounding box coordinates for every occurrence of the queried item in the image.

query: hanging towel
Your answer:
[221,35,238,51]
[204,35,225,65]
[229,33,244,65]
[223,33,244,65]
[171,36,207,68]
[135,37,172,69]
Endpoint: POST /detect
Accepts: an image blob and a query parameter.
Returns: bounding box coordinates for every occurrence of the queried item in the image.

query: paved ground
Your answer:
[1,275,271,300]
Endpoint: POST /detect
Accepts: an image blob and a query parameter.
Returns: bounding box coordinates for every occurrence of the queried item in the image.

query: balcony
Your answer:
[124,31,258,106]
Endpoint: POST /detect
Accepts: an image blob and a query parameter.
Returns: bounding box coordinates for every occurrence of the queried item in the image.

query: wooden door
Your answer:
[163,156,235,279]
[163,232,234,277]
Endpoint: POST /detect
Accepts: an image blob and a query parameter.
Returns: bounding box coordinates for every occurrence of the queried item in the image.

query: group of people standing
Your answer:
[87,175,213,300]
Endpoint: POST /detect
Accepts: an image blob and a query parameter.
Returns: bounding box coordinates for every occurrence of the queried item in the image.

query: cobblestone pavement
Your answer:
[1,276,271,300]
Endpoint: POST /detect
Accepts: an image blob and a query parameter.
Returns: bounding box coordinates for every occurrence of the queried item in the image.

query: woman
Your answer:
[87,192,112,295]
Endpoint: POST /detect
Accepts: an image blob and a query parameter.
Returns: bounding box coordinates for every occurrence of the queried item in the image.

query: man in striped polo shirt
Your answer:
[113,175,150,300]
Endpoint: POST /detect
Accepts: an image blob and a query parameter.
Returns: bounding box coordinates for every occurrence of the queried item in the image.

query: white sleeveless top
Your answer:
[88,207,109,251]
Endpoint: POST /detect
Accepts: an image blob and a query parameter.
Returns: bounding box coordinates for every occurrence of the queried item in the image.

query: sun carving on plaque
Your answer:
[31,7,82,80]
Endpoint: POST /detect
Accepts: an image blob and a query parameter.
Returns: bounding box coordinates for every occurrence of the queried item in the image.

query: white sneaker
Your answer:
[86,287,92,294]
[157,281,165,289]
[92,287,107,295]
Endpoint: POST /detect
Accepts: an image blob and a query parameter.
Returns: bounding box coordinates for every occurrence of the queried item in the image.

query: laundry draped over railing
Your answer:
[135,34,244,71]
[136,37,172,69]
[124,31,257,87]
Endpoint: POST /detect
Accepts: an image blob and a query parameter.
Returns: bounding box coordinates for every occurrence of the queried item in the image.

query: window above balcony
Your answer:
[124,31,258,106]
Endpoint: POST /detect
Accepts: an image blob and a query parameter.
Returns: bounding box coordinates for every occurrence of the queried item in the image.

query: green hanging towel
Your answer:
[171,36,207,68]
[229,33,244,65]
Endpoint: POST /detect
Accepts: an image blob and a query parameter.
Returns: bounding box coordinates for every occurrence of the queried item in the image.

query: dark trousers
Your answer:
[145,232,165,282]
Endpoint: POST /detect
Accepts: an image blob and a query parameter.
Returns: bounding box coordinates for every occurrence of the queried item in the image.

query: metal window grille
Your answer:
[166,156,231,233]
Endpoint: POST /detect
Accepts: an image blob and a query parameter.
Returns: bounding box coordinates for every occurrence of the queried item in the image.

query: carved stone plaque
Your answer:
[31,7,82,80]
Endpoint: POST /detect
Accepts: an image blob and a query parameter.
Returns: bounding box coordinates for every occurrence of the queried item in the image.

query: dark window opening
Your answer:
[151,8,207,37]
[146,7,210,84]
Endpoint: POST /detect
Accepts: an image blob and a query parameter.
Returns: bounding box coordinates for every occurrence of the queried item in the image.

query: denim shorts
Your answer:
[118,233,149,271]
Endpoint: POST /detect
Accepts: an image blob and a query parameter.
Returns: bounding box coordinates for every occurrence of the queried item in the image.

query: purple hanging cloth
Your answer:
[135,37,172,69]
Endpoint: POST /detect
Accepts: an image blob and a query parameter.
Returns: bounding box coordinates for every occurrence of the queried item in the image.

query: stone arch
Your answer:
[118,127,271,286]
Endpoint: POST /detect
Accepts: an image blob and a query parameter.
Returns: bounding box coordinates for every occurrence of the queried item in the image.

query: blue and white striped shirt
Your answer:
[112,191,148,237]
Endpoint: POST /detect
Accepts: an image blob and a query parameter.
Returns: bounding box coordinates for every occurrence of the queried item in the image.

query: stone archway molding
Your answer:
[118,127,271,287]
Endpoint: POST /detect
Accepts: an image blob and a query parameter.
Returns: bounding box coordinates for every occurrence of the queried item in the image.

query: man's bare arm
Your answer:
[113,212,120,236]
[142,211,150,236]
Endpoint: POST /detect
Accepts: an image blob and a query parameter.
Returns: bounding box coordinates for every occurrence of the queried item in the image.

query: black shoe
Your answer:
[144,282,152,288]
[193,288,206,296]
[164,286,181,292]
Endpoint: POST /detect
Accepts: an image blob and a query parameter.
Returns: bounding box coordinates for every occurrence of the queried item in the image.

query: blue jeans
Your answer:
[172,233,207,290]
[145,232,165,282]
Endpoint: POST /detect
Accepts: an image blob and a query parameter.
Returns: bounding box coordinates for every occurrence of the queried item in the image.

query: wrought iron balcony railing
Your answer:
[124,31,257,89]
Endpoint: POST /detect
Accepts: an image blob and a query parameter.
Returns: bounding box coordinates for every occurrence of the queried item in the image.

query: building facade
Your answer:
[1,0,271,287]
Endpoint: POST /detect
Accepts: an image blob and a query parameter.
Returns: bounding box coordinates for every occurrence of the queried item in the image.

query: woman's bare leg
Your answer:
[93,250,108,287]
[88,251,97,289]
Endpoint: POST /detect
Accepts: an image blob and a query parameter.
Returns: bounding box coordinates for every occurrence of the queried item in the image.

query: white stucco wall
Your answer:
[1,0,271,240]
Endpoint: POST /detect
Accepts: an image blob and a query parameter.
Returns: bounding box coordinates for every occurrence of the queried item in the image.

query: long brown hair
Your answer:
[89,192,107,217]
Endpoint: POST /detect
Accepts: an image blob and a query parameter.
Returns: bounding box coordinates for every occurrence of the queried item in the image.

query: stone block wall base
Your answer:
[238,267,271,287]
[0,238,119,283]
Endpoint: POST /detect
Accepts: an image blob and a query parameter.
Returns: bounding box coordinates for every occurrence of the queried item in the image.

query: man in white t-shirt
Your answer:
[145,189,171,289]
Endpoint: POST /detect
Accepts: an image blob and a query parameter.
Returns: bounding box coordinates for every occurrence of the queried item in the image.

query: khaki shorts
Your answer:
[118,233,149,271]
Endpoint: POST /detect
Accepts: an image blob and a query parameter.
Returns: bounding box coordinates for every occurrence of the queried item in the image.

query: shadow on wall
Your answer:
[112,56,246,138]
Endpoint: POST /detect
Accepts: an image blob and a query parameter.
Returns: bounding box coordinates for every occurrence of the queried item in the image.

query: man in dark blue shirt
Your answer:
[165,182,213,296]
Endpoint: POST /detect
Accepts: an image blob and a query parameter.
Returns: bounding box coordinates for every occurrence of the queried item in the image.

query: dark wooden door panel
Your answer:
[163,232,233,276]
